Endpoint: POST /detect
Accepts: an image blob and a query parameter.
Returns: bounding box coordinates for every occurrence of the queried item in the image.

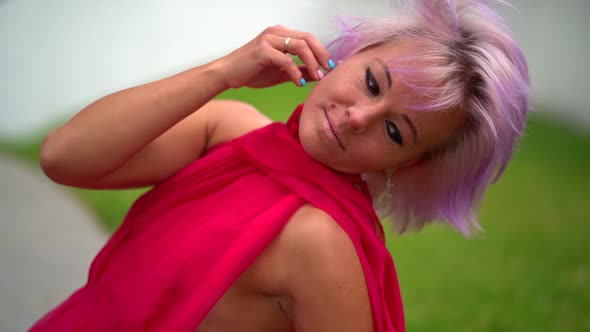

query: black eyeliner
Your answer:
[386,120,404,146]
[365,67,380,96]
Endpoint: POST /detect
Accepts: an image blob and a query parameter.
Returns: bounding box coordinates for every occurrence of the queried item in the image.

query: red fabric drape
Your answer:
[30,105,405,332]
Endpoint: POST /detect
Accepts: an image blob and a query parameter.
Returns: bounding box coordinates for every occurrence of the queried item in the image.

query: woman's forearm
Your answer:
[40,24,330,183]
[40,60,228,181]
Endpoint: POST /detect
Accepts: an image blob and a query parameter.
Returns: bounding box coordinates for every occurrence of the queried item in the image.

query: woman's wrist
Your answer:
[161,60,230,110]
[200,57,232,92]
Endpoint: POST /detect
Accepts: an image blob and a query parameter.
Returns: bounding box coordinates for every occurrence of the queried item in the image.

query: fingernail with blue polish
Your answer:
[328,59,336,70]
[299,78,307,87]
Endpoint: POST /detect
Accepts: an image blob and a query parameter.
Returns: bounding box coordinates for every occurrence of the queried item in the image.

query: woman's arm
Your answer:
[40,26,331,188]
[40,63,228,187]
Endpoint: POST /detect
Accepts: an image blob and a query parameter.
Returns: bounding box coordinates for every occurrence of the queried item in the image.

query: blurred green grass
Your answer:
[2,83,589,331]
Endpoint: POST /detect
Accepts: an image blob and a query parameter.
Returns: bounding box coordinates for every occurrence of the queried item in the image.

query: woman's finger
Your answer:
[263,47,306,86]
[292,31,333,72]
[267,35,323,81]
[264,26,333,72]
[297,65,315,83]
[273,65,315,85]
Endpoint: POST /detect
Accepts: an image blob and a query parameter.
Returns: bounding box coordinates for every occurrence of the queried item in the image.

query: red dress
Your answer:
[30,105,405,332]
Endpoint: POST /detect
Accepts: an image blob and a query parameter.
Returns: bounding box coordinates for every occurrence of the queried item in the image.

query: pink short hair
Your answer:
[329,0,531,235]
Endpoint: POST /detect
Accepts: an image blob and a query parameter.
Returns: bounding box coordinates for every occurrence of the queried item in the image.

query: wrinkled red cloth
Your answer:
[30,105,405,332]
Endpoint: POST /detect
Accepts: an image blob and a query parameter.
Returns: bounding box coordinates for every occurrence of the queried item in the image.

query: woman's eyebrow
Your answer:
[376,58,392,89]
[402,114,418,144]
[374,58,416,143]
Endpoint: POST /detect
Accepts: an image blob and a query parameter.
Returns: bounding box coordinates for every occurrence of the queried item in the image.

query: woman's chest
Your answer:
[195,246,295,332]
[195,283,293,332]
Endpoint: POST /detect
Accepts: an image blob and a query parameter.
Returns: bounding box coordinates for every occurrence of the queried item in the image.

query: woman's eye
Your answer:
[386,120,404,146]
[365,68,380,96]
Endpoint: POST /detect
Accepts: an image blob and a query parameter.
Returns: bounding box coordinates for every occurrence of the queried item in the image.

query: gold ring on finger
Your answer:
[283,37,292,53]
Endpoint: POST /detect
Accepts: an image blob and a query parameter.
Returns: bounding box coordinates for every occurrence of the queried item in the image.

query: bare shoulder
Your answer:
[279,205,354,262]
[205,100,272,149]
[272,205,374,332]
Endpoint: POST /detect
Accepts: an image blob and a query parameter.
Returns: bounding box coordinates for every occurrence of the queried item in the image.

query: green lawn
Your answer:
[2,83,589,331]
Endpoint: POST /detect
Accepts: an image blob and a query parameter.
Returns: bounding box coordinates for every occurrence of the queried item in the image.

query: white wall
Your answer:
[0,0,587,138]
[0,0,392,138]
[500,0,590,126]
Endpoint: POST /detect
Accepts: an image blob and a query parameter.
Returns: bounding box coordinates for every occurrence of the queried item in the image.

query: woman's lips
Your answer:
[323,109,345,150]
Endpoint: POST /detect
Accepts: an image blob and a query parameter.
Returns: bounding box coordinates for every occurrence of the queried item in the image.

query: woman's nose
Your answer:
[345,105,383,133]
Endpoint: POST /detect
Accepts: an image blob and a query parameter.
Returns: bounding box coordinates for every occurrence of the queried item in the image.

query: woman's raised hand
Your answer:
[40,25,334,187]
[214,25,335,89]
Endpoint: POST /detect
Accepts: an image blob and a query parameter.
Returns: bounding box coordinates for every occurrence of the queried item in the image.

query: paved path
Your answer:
[0,154,108,331]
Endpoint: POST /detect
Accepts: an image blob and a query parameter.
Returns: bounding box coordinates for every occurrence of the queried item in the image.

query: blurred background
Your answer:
[0,0,588,331]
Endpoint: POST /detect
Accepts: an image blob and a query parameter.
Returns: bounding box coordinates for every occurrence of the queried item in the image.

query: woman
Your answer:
[31,0,529,331]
